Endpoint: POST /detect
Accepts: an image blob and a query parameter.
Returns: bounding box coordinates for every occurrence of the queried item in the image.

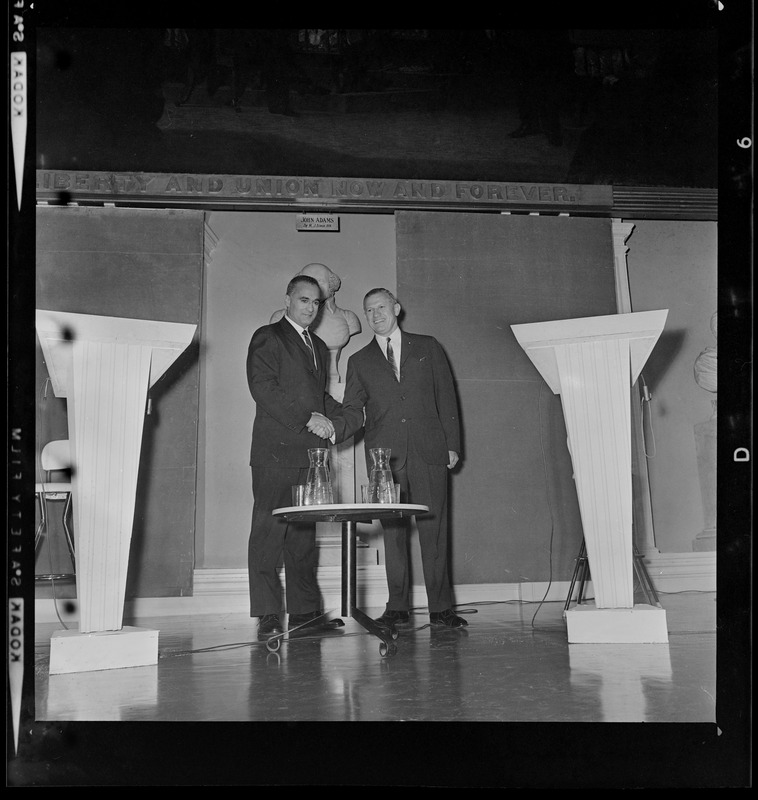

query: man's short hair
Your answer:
[287,274,321,296]
[363,287,398,306]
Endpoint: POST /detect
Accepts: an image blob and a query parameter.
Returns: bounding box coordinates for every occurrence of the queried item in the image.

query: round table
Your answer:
[272,503,429,656]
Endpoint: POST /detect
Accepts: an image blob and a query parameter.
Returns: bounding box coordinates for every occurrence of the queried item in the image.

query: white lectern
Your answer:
[36,310,197,673]
[511,310,669,643]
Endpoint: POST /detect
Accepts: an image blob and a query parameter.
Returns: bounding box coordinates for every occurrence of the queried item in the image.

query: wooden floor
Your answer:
[10,588,744,787]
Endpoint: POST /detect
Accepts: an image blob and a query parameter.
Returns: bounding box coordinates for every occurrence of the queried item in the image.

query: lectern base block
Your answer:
[564,603,668,643]
[49,626,159,674]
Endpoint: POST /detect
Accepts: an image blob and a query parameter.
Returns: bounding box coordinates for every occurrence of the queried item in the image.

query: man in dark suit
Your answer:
[247,275,343,638]
[333,288,467,629]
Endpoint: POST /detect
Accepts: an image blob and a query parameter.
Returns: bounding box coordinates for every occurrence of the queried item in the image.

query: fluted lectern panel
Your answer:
[554,338,634,607]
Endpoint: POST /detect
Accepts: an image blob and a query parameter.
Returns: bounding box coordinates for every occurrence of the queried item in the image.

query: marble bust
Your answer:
[271,263,362,393]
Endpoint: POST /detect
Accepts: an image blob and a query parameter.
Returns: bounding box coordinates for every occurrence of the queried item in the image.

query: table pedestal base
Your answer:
[342,520,398,656]
[272,503,428,658]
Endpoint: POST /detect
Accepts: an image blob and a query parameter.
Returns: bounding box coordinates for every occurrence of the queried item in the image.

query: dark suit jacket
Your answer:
[335,332,461,475]
[247,317,342,467]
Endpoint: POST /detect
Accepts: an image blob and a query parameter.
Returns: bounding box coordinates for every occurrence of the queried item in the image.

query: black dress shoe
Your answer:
[430,609,468,628]
[375,608,410,627]
[288,610,324,628]
[257,613,283,638]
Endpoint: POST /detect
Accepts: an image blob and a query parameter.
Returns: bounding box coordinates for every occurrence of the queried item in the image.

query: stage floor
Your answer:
[33,590,716,724]
[11,589,745,787]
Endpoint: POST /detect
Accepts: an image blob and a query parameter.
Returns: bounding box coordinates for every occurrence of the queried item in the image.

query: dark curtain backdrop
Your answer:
[396,211,617,587]
[35,207,205,599]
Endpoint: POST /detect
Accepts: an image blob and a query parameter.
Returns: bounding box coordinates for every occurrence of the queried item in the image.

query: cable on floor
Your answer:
[159,628,369,659]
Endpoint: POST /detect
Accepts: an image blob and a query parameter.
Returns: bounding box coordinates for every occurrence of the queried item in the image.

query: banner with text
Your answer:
[36,172,613,210]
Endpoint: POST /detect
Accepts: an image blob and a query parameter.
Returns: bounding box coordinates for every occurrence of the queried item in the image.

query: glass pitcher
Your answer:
[367,447,395,504]
[304,448,334,505]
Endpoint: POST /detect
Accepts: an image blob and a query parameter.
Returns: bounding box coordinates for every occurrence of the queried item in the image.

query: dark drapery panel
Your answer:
[35,206,205,599]
[396,211,617,586]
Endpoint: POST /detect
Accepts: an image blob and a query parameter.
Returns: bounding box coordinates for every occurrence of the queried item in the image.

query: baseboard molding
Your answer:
[639,549,716,593]
[35,551,716,624]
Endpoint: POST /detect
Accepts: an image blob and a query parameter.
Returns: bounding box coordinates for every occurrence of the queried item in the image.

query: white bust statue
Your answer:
[271,263,362,388]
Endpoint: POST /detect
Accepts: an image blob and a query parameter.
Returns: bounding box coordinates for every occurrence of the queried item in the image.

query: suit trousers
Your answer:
[380,440,453,613]
[248,466,322,617]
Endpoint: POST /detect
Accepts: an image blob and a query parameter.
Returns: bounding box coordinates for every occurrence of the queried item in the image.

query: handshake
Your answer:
[307,411,335,441]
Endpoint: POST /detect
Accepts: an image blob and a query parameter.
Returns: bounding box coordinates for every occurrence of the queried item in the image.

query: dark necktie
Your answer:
[303,329,317,369]
[386,337,399,381]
